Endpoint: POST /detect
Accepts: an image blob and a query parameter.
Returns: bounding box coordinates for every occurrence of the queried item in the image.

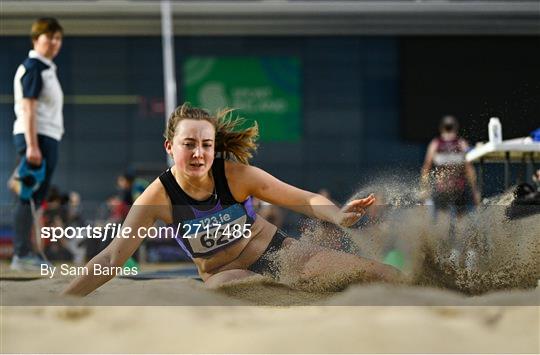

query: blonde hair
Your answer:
[165,103,259,165]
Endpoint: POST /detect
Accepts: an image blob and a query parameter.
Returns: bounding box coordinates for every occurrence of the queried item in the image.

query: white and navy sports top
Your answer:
[159,158,257,258]
[13,50,64,141]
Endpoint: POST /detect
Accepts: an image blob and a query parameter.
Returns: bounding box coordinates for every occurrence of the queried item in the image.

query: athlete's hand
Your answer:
[26,145,42,166]
[335,194,376,227]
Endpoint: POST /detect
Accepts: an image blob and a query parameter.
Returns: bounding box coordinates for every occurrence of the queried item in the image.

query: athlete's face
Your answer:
[165,119,215,178]
[33,31,63,60]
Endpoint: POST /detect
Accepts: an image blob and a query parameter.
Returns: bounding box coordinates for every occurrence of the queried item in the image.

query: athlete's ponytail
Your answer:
[165,103,259,165]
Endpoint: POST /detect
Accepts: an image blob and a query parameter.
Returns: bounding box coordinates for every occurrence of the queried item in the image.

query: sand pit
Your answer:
[1,265,539,353]
[2,190,539,353]
[1,305,538,353]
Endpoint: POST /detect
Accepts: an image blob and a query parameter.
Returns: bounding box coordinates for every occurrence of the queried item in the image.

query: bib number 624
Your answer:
[200,224,252,248]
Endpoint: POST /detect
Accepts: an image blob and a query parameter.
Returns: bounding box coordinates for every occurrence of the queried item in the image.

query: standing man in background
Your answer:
[9,18,64,270]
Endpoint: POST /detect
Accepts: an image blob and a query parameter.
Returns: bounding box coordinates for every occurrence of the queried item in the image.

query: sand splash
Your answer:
[241,179,539,296]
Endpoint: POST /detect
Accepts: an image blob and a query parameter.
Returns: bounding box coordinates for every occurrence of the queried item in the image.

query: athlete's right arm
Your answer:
[62,180,168,296]
[21,98,42,166]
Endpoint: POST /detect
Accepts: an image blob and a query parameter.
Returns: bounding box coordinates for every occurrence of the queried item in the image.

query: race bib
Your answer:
[177,204,252,256]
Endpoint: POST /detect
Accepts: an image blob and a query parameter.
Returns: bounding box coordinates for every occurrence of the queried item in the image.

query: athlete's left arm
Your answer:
[226,162,375,227]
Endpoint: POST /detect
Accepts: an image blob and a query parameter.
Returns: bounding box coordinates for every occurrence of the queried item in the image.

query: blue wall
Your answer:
[1,36,425,224]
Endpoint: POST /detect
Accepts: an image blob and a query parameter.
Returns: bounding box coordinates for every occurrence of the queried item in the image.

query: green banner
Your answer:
[183,57,301,142]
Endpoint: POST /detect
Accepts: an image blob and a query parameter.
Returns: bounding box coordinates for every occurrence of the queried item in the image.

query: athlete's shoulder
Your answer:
[126,177,172,225]
[223,160,259,201]
[223,159,252,178]
[22,57,49,73]
[135,177,169,206]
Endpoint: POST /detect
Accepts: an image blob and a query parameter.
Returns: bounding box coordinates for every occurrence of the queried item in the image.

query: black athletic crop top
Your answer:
[158,158,257,258]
